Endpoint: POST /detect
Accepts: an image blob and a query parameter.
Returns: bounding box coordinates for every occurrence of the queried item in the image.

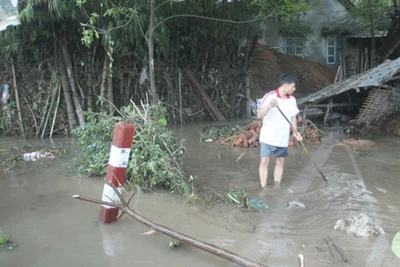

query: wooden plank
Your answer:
[183,68,226,121]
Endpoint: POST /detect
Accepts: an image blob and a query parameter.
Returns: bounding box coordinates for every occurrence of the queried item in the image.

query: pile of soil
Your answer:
[249,44,400,136]
[250,43,336,99]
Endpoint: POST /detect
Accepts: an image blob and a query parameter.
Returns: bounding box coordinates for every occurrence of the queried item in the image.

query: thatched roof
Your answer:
[297,57,400,107]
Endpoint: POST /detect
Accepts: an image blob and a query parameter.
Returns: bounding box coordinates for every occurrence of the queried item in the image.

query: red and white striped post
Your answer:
[99,122,135,224]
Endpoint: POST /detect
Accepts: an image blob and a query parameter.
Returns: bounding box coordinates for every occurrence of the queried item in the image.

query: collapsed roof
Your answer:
[297,57,400,124]
[298,57,400,106]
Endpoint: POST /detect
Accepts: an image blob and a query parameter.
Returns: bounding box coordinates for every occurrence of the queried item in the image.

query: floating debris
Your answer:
[22,151,55,161]
[334,213,385,237]
[286,201,305,209]
[0,231,17,251]
[168,238,181,248]
[248,198,270,210]
[140,229,156,236]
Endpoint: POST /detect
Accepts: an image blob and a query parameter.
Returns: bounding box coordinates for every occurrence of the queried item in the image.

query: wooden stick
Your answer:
[179,69,183,125]
[236,152,246,162]
[24,97,38,134]
[73,182,267,267]
[41,83,59,139]
[36,93,50,138]
[50,85,61,138]
[11,57,26,139]
[276,106,328,182]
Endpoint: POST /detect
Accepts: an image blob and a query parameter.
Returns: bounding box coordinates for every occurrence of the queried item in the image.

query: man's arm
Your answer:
[291,115,303,141]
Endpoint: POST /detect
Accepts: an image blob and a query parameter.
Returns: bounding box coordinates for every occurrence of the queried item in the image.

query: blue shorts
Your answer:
[260,143,288,158]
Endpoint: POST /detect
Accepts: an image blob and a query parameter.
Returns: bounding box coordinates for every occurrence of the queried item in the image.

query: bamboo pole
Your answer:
[11,57,26,139]
[50,85,61,138]
[36,93,51,138]
[41,81,59,139]
[179,69,183,125]
[73,182,267,267]
[24,97,38,134]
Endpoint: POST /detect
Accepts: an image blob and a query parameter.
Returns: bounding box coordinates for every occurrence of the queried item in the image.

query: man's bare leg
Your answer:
[273,157,285,183]
[259,156,270,188]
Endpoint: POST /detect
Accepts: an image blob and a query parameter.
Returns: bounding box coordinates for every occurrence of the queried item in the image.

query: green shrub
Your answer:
[72,103,189,194]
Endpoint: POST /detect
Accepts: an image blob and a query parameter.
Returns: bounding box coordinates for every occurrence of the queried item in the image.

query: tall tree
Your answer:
[377,0,400,62]
[348,0,399,63]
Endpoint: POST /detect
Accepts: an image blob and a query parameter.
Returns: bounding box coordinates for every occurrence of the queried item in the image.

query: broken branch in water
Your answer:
[73,181,267,267]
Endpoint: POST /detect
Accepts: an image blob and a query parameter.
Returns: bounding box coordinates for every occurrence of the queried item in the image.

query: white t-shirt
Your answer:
[258,89,299,147]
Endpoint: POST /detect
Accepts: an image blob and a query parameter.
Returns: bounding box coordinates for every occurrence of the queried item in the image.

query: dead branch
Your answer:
[73,182,267,267]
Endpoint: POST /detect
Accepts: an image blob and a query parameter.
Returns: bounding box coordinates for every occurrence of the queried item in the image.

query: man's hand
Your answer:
[257,98,278,119]
[268,99,278,109]
[293,131,303,142]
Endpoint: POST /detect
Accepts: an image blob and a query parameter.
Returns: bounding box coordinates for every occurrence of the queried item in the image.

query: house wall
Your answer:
[259,0,353,69]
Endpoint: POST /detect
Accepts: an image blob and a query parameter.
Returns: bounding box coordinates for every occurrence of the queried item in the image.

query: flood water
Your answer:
[1,120,400,267]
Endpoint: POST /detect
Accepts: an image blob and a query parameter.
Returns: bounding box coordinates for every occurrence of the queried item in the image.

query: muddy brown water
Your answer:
[1,121,400,267]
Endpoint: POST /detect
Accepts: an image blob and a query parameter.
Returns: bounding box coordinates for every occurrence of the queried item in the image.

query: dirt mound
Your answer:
[251,43,336,99]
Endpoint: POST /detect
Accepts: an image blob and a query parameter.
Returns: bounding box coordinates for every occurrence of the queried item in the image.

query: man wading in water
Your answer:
[257,74,303,188]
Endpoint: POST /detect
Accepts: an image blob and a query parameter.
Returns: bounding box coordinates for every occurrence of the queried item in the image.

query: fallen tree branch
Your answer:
[73,182,267,267]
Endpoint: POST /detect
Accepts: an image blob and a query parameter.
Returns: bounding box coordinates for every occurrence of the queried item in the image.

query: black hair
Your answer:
[279,74,297,86]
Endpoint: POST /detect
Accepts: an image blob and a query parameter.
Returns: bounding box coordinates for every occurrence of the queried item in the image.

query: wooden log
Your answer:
[73,182,267,267]
[183,68,226,121]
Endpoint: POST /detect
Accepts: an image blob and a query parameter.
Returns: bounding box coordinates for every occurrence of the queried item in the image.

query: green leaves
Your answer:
[393,231,400,258]
[72,103,190,195]
[72,112,117,176]
[157,118,167,127]
[0,232,17,251]
[19,2,35,22]
[348,0,393,31]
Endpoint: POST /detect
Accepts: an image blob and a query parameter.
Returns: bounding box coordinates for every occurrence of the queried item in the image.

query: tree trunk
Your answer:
[100,53,109,112]
[244,34,259,117]
[367,0,376,67]
[107,55,114,114]
[377,9,400,62]
[58,48,78,131]
[60,37,85,126]
[149,0,159,104]
[86,48,94,111]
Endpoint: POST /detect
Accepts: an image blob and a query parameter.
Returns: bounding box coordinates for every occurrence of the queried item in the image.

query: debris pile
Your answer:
[302,119,325,146]
[229,120,262,147]
[334,138,376,150]
[201,117,327,148]
[334,213,385,237]
[22,151,55,161]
